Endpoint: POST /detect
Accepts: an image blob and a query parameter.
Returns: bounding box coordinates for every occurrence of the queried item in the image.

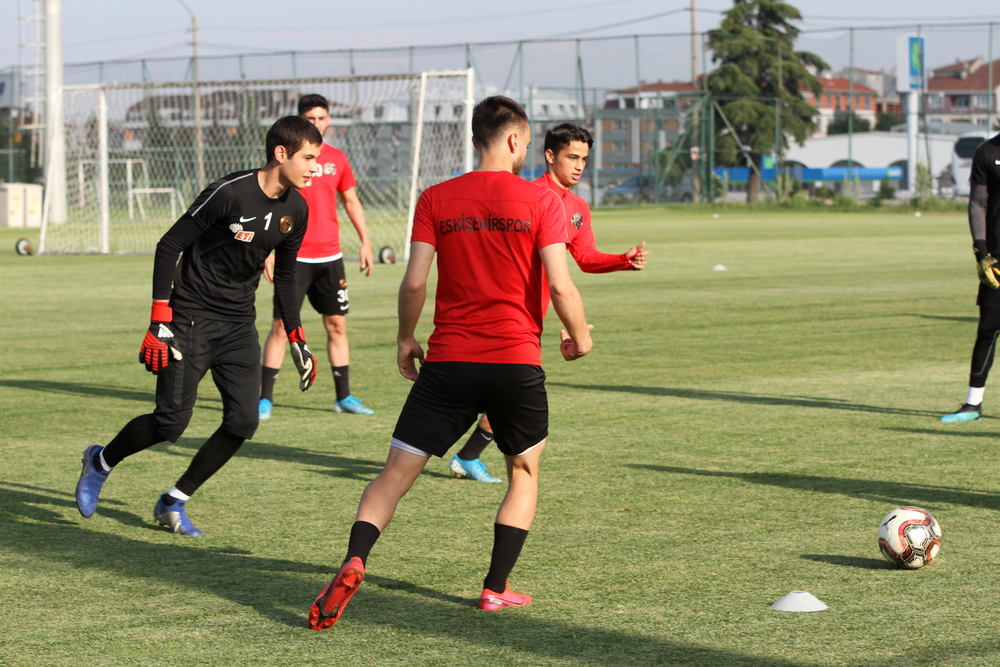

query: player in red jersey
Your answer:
[259,94,376,419]
[308,96,593,629]
[450,122,649,483]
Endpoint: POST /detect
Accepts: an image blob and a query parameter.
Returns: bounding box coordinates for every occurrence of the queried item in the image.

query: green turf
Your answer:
[2,208,998,666]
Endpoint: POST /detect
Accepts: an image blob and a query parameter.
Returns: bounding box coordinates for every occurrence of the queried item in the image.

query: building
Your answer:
[924,57,999,128]
[803,75,878,137]
[834,66,902,119]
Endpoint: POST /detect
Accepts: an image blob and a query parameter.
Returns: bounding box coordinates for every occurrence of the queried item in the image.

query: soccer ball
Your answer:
[877,506,942,569]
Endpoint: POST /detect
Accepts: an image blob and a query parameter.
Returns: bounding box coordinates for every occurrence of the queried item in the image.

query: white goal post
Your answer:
[39,69,476,257]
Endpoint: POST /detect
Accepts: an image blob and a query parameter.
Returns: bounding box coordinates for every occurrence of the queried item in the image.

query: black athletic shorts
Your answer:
[152,316,261,442]
[392,361,548,458]
[272,258,348,319]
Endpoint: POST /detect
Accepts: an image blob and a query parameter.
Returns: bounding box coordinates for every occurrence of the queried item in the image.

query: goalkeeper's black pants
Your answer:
[970,305,1000,388]
[102,316,259,494]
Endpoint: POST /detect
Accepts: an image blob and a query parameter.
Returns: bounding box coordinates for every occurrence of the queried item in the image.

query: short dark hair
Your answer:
[298,94,329,116]
[472,96,529,149]
[265,116,323,163]
[544,123,593,155]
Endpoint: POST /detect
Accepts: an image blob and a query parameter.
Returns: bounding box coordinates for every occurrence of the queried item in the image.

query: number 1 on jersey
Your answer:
[264,212,273,230]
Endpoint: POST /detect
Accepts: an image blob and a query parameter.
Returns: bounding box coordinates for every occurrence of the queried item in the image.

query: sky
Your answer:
[2,0,1000,89]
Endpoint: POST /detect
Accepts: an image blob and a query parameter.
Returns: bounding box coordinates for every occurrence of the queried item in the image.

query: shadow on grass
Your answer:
[548,382,939,417]
[800,554,895,570]
[0,482,814,666]
[625,465,1000,511]
[904,313,978,324]
[0,379,155,403]
[157,439,455,481]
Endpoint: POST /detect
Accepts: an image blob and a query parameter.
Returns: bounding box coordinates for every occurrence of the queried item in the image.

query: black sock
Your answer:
[174,427,246,497]
[345,520,381,567]
[103,414,166,468]
[483,523,529,593]
[159,493,177,506]
[260,366,280,402]
[457,426,494,461]
[332,365,350,401]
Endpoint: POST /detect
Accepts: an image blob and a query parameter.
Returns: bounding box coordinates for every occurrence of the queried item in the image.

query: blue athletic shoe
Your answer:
[259,398,273,420]
[333,395,374,415]
[449,455,502,483]
[76,445,110,518]
[940,403,982,422]
[153,496,203,536]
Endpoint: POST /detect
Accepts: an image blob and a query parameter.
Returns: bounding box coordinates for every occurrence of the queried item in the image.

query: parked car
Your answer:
[603,174,693,204]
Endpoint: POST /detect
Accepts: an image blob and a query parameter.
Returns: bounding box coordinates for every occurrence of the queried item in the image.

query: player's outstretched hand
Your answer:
[288,326,317,391]
[397,337,425,381]
[359,241,374,277]
[139,302,182,374]
[626,241,648,270]
[559,325,594,361]
[978,254,1000,289]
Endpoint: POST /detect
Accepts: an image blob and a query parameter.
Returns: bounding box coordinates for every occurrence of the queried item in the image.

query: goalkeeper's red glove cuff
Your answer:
[151,302,173,323]
[287,326,307,345]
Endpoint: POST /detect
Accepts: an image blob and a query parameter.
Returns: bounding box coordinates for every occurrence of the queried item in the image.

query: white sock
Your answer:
[167,486,191,502]
[967,386,985,406]
[97,450,113,472]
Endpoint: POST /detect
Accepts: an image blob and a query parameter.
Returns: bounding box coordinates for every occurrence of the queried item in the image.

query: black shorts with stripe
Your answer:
[272,257,348,320]
[392,361,548,458]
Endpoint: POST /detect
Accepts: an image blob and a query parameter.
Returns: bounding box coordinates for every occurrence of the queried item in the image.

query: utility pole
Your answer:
[177,0,205,188]
[690,0,701,203]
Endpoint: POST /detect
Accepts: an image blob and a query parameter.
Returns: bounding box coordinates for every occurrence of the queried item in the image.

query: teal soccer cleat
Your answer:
[259,398,273,420]
[449,455,502,483]
[940,403,982,422]
[333,395,374,415]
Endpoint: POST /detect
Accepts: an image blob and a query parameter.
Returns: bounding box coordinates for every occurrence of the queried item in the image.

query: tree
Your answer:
[875,113,903,132]
[706,0,827,203]
[827,113,871,135]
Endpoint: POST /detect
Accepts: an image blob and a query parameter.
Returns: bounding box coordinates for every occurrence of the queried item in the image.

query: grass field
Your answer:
[2,207,999,666]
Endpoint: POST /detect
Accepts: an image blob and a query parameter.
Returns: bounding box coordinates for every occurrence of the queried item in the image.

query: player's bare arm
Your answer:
[396,241,434,380]
[341,186,375,276]
[540,243,592,360]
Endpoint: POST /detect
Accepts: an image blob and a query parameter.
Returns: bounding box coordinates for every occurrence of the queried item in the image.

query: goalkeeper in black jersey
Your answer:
[75,116,323,535]
[942,133,1000,423]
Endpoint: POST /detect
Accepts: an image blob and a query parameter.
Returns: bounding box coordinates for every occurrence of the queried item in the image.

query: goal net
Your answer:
[39,70,475,257]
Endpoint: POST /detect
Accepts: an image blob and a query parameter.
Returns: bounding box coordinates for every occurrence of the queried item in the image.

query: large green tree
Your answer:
[706,0,827,202]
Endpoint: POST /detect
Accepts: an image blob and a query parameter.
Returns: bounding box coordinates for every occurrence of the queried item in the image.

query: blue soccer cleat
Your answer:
[333,395,374,415]
[940,403,982,422]
[449,455,502,483]
[76,445,110,518]
[259,398,273,420]
[153,496,203,536]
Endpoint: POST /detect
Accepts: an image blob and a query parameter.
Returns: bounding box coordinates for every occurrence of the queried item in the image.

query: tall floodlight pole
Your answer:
[690,0,701,203]
[177,0,205,188]
[44,0,66,224]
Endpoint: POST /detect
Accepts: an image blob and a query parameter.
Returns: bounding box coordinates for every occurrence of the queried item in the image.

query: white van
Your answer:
[952,131,989,198]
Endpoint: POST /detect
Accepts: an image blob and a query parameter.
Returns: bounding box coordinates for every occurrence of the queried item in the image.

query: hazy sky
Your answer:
[2,1,999,88]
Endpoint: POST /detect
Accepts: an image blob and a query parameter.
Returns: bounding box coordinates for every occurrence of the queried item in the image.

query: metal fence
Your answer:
[11,20,1000,217]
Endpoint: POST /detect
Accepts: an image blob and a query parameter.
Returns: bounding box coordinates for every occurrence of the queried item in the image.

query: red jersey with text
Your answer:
[297,143,357,261]
[534,172,630,273]
[411,170,569,365]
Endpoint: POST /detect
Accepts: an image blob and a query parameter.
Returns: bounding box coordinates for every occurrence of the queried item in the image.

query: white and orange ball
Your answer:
[877,506,942,569]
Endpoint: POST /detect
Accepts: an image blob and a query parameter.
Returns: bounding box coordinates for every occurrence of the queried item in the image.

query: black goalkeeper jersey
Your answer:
[152,170,308,330]
[970,135,1000,255]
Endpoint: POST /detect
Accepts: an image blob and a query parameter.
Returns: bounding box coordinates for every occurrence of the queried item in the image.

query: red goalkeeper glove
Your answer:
[139,302,183,374]
[288,326,316,391]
